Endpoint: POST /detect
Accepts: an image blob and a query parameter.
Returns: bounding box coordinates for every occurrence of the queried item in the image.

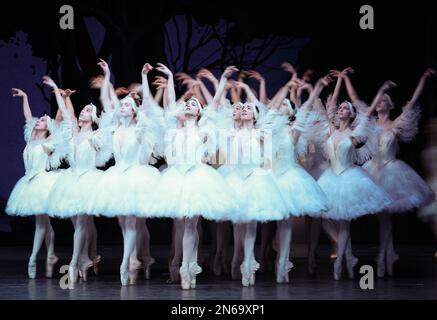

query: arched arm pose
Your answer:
[314,72,392,281]
[362,68,436,278]
[6,88,60,280]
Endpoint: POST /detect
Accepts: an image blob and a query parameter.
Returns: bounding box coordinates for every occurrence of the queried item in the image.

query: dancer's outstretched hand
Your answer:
[423,68,436,79]
[97,59,110,75]
[142,63,154,75]
[197,68,217,82]
[281,62,296,74]
[156,63,172,77]
[42,76,58,89]
[11,88,27,98]
[246,70,264,82]
[223,66,238,79]
[89,75,104,89]
[381,80,397,91]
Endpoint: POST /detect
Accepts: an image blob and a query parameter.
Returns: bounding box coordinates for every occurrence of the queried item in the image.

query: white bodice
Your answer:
[69,132,98,173]
[272,123,299,175]
[227,128,264,179]
[23,140,49,177]
[327,129,356,175]
[112,127,142,170]
[370,125,399,167]
[165,126,215,172]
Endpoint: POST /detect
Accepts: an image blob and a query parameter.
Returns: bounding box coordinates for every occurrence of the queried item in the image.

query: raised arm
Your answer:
[340,67,359,103]
[368,80,397,116]
[247,70,268,105]
[211,66,238,111]
[97,59,114,112]
[156,63,176,109]
[405,68,436,110]
[42,76,70,121]
[11,88,32,122]
[60,89,77,120]
[197,68,219,91]
[195,76,214,105]
[141,63,154,110]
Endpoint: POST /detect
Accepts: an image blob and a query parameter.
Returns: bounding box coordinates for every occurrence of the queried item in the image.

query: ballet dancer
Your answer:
[42,76,108,285]
[147,64,239,289]
[6,88,64,279]
[315,73,392,280]
[362,68,436,277]
[91,59,163,285]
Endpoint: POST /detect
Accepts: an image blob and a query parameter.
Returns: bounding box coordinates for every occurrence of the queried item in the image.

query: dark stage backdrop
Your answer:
[0,0,436,246]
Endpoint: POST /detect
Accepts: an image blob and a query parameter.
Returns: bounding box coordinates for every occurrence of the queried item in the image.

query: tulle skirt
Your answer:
[47,168,104,218]
[6,171,60,216]
[418,177,437,223]
[226,168,288,223]
[146,164,239,220]
[275,165,329,217]
[317,166,392,220]
[363,159,435,213]
[89,164,160,217]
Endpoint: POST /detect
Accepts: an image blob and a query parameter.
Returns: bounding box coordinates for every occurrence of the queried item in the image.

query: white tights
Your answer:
[29,215,56,263]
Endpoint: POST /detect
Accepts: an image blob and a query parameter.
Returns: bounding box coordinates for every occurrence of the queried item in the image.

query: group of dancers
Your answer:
[5,59,436,289]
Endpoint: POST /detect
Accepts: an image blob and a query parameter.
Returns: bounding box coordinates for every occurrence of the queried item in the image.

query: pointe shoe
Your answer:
[188,262,202,289]
[179,263,190,290]
[240,262,251,287]
[120,265,129,286]
[143,257,155,280]
[333,259,342,281]
[128,259,142,285]
[92,255,101,276]
[68,265,79,284]
[346,256,358,279]
[45,255,59,278]
[249,259,260,286]
[386,252,399,277]
[79,259,93,282]
[28,260,37,279]
[376,255,386,278]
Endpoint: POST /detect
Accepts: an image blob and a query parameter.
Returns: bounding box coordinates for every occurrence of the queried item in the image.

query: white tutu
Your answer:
[418,177,437,223]
[146,164,239,220]
[363,159,435,213]
[226,169,288,223]
[89,164,160,217]
[6,171,60,216]
[318,166,392,220]
[47,169,104,218]
[275,165,329,217]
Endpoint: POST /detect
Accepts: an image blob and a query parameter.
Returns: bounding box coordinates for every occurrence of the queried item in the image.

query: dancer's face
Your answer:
[79,104,93,123]
[376,94,392,113]
[184,99,200,117]
[241,104,255,121]
[120,99,135,117]
[232,103,242,120]
[35,116,48,131]
[338,102,352,121]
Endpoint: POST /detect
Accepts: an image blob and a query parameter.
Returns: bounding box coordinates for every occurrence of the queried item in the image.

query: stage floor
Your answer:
[0,245,436,300]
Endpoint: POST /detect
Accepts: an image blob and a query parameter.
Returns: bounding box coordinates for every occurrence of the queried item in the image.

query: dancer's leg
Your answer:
[241,221,258,286]
[119,215,137,286]
[276,217,293,283]
[307,217,322,275]
[28,215,50,279]
[180,216,200,289]
[231,223,245,280]
[333,220,350,280]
